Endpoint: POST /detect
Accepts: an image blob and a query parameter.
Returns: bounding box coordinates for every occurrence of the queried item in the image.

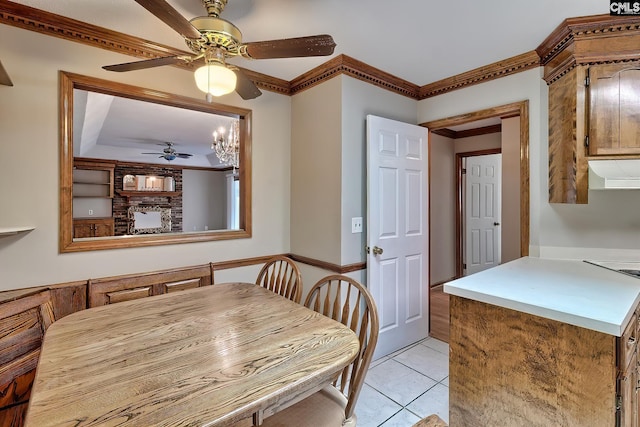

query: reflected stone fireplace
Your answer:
[114,164,182,235]
[127,206,172,234]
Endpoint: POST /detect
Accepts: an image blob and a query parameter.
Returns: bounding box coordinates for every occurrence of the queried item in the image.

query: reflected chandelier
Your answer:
[211,119,240,169]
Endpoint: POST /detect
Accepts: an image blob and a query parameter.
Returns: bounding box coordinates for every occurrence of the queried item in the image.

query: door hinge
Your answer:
[463,263,467,269]
[585,68,590,87]
[462,168,466,174]
[585,135,589,148]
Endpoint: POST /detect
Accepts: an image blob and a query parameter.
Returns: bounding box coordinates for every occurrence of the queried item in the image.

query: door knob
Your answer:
[494,222,500,226]
[372,246,384,255]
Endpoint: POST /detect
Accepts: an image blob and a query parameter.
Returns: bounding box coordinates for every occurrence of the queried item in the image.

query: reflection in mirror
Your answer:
[59,71,252,253]
[128,206,172,235]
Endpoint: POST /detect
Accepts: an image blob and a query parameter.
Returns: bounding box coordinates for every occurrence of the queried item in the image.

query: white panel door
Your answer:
[465,154,501,276]
[366,115,429,360]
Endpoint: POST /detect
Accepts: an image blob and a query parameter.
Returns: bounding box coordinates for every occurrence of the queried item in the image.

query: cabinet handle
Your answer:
[629,336,636,345]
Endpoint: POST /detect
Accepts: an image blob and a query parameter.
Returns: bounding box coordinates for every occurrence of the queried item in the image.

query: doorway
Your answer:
[461,152,502,276]
[422,100,530,342]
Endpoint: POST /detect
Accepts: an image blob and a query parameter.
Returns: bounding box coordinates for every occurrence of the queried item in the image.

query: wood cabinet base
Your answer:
[73,218,114,238]
[449,295,617,427]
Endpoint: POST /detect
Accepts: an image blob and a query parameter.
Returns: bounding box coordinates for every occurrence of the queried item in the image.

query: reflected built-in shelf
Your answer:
[0,226,35,237]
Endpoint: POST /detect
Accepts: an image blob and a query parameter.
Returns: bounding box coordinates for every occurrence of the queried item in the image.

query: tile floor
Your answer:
[355,337,449,427]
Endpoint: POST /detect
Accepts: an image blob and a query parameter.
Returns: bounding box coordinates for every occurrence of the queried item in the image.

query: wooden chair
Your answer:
[258,275,379,427]
[412,414,448,427]
[255,256,302,303]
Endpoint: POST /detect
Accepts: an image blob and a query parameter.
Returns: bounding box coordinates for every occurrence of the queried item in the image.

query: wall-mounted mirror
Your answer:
[59,71,252,252]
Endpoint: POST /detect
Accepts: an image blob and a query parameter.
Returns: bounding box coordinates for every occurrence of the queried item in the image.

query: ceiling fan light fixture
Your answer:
[194,62,237,97]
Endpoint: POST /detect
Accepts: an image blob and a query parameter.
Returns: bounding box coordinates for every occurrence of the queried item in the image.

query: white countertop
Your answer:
[444,257,640,336]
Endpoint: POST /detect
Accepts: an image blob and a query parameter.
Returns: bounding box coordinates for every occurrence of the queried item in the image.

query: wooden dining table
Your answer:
[24,282,360,427]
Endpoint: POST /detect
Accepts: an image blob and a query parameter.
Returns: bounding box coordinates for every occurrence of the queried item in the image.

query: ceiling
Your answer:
[12,0,606,86]
[73,88,236,167]
[8,0,608,166]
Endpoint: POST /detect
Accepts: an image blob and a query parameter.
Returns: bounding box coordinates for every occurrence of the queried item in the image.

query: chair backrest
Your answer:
[304,275,379,421]
[255,256,302,303]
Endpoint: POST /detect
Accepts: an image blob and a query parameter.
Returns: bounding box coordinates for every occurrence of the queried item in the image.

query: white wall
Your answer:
[0,24,291,290]
[454,133,501,153]
[340,76,418,266]
[429,130,512,284]
[419,69,543,254]
[429,133,456,284]
[419,68,640,260]
[182,169,226,232]
[290,75,417,270]
[289,75,417,296]
[290,77,343,265]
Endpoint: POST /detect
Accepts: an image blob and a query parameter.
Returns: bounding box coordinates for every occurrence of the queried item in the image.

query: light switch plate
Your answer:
[351,217,363,233]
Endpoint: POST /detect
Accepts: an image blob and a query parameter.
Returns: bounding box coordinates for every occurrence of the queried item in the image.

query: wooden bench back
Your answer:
[0,291,55,426]
[88,263,215,307]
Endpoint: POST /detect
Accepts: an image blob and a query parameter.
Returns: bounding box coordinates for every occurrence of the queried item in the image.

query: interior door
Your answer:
[366,115,429,360]
[464,154,501,276]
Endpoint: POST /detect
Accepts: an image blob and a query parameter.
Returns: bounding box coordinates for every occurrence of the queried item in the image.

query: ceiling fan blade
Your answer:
[233,69,262,100]
[103,56,185,72]
[0,60,13,86]
[242,35,336,59]
[134,0,201,39]
[176,153,193,158]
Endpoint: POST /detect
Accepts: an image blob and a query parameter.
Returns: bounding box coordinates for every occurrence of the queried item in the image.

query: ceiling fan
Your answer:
[142,142,194,161]
[102,0,337,100]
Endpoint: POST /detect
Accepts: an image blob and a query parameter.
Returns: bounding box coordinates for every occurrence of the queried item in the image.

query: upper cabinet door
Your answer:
[588,62,640,156]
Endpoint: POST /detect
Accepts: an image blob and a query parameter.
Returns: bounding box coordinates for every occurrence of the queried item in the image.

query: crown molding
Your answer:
[0,0,291,94]
[1,1,552,99]
[289,54,421,98]
[537,14,640,84]
[419,51,540,98]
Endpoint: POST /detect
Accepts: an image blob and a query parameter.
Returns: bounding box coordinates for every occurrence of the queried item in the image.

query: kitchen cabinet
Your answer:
[449,296,618,426]
[445,257,640,427]
[73,218,114,238]
[588,62,640,156]
[547,66,588,203]
[619,312,638,427]
[548,62,640,204]
[540,15,640,204]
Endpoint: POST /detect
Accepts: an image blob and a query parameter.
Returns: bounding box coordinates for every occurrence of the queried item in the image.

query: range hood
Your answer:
[588,159,640,189]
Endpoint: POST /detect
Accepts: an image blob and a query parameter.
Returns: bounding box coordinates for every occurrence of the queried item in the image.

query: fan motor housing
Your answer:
[188,16,242,53]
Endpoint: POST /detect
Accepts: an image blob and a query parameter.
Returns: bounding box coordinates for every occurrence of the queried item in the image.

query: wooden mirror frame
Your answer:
[59,71,252,253]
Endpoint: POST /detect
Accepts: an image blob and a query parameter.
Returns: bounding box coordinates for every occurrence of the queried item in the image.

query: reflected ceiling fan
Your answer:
[103,0,337,100]
[142,142,194,161]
